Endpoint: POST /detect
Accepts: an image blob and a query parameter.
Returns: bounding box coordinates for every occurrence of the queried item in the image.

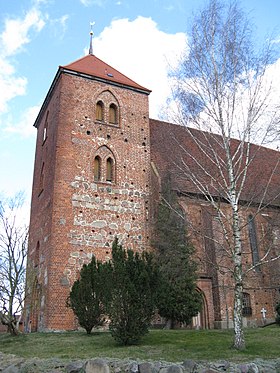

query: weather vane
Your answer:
[89,21,95,55]
[90,21,95,35]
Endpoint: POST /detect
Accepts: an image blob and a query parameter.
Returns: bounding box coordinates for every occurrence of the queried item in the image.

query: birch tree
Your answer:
[170,0,280,350]
[0,192,28,335]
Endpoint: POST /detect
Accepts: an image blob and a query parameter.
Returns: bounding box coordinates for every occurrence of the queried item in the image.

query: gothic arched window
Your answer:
[94,146,115,183]
[248,214,260,271]
[106,157,114,182]
[96,101,104,121]
[109,103,118,124]
[94,156,101,181]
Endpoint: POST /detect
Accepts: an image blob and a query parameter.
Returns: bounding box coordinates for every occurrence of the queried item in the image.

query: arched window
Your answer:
[242,292,252,316]
[96,101,104,121]
[248,214,260,271]
[106,157,114,182]
[94,156,101,181]
[109,103,118,124]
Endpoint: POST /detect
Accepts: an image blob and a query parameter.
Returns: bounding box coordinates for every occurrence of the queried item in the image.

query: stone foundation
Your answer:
[1,354,280,373]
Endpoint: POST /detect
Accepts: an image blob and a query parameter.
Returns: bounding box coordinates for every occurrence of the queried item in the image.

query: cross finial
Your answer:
[89,21,95,55]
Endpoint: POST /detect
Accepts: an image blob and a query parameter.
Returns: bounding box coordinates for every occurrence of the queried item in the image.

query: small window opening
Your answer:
[109,103,118,124]
[43,126,48,142]
[43,111,49,143]
[94,156,101,182]
[242,292,252,316]
[34,241,40,267]
[106,157,114,182]
[248,214,261,272]
[96,101,104,121]
[39,162,45,195]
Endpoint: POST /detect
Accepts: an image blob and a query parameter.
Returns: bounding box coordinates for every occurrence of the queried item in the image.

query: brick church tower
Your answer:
[25,41,151,331]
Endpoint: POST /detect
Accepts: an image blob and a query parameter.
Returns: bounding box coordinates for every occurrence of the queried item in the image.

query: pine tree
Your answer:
[68,256,112,334]
[155,173,201,328]
[108,238,159,345]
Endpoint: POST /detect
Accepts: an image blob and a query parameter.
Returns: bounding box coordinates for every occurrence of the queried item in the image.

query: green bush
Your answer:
[67,256,112,334]
[108,238,160,345]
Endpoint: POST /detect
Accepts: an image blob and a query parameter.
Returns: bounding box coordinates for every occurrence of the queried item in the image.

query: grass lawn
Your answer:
[0,326,279,363]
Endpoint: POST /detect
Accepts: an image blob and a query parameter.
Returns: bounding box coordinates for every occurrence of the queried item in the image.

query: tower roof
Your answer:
[61,54,151,93]
[34,53,151,128]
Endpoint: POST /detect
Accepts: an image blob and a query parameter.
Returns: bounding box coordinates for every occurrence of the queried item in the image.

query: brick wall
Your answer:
[182,196,280,328]
[26,71,151,331]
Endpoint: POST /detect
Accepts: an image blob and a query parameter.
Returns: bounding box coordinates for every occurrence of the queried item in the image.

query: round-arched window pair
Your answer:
[96,101,118,125]
[94,156,114,182]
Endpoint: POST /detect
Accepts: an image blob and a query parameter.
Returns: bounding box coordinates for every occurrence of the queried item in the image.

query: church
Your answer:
[25,40,280,332]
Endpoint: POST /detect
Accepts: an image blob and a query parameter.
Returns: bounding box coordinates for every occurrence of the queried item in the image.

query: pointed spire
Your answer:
[89,22,95,55]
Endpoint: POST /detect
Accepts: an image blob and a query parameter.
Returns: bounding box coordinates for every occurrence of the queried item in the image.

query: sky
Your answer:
[0,0,280,210]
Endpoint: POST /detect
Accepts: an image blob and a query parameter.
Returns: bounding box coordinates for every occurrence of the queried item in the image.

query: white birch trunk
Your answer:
[232,198,245,349]
[227,141,246,350]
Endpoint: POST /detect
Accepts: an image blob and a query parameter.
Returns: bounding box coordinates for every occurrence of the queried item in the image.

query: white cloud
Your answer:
[271,36,280,44]
[92,16,187,119]
[3,105,39,138]
[0,76,27,114]
[0,55,27,113]
[50,14,69,39]
[0,7,46,124]
[164,5,175,11]
[80,0,107,6]
[33,0,51,4]
[0,8,45,57]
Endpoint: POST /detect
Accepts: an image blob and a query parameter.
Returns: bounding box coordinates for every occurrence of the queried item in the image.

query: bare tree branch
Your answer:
[0,192,28,335]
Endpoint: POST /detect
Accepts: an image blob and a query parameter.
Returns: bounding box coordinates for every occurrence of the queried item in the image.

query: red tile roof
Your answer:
[150,119,280,207]
[61,54,151,93]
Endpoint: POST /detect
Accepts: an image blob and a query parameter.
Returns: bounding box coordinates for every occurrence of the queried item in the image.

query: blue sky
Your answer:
[0,0,280,208]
